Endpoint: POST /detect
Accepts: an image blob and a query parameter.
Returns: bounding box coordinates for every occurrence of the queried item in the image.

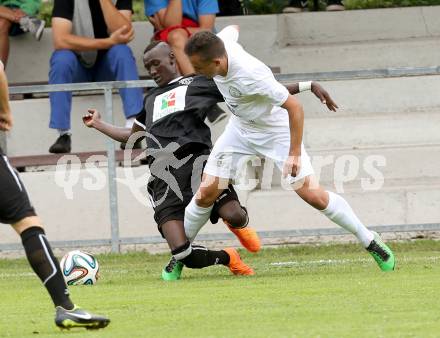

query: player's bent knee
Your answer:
[0,18,11,34]
[222,207,248,229]
[302,192,328,210]
[167,29,188,48]
[12,216,43,235]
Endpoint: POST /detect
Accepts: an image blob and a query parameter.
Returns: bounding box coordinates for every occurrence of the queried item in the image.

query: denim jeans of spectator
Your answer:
[49,44,143,130]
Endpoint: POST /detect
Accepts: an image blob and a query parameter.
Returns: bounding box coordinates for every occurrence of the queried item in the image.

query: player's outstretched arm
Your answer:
[82,109,142,143]
[285,81,338,112]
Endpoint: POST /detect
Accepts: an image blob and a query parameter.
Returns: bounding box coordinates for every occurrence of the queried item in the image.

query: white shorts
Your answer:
[204,121,314,184]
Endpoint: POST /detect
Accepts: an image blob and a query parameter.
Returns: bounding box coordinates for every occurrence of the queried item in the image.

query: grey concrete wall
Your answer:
[7,75,440,156]
[278,7,440,46]
[7,6,440,82]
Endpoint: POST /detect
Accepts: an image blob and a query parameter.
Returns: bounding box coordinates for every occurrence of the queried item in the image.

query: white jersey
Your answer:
[214,32,290,131]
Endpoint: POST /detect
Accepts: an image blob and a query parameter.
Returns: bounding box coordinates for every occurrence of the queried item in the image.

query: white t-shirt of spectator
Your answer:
[214,29,290,131]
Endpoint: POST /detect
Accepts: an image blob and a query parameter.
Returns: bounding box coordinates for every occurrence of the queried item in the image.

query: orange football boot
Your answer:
[224,221,261,253]
[223,248,255,276]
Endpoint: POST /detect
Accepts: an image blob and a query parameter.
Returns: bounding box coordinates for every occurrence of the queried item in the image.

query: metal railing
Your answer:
[3,66,440,253]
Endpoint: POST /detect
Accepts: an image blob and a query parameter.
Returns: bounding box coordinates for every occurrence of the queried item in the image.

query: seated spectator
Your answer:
[144,0,218,75]
[145,0,226,124]
[0,0,45,66]
[48,0,144,154]
[283,0,344,12]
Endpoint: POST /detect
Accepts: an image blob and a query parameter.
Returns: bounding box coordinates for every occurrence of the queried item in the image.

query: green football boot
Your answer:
[161,256,184,281]
[366,231,395,271]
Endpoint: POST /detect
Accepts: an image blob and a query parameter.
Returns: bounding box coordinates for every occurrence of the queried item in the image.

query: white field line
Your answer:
[269,256,440,267]
[1,256,439,279]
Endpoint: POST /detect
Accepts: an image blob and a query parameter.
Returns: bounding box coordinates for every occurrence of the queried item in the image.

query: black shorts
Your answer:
[0,155,36,224]
[146,144,240,237]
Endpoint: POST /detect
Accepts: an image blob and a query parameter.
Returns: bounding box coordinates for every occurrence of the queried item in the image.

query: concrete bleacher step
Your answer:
[7,74,440,156]
[1,167,438,246]
[244,180,440,232]
[253,144,440,189]
[304,111,440,150]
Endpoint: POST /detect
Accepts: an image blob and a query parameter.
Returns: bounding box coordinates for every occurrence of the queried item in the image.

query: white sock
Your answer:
[321,191,374,247]
[125,117,135,129]
[58,129,71,136]
[184,197,214,242]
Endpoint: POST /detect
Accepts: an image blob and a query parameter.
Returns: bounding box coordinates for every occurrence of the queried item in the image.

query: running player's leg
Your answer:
[211,185,261,253]
[184,173,228,242]
[0,155,109,329]
[294,176,395,271]
[185,121,254,242]
[161,220,254,276]
[260,132,395,271]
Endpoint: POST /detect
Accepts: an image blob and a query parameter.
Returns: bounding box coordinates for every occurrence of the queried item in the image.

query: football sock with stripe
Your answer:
[21,226,74,309]
[321,191,374,247]
[173,241,229,268]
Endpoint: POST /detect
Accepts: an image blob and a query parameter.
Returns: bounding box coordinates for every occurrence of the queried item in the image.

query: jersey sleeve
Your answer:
[198,0,219,15]
[248,75,289,107]
[52,0,74,21]
[134,108,147,130]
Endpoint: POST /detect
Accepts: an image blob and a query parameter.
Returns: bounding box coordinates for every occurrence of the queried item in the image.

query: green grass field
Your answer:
[1,240,440,338]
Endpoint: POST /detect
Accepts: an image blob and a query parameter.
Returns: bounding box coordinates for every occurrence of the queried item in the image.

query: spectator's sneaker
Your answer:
[19,16,45,41]
[207,105,228,125]
[225,221,261,253]
[326,0,345,11]
[224,248,254,276]
[366,231,395,272]
[55,306,110,330]
[283,0,308,13]
[49,134,71,154]
[161,256,184,281]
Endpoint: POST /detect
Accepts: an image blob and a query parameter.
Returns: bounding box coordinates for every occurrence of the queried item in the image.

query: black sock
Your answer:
[173,242,230,269]
[21,227,74,310]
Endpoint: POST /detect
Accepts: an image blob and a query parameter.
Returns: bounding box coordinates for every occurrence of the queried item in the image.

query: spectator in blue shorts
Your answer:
[145,0,218,75]
[48,0,143,153]
[0,0,45,66]
[145,0,226,124]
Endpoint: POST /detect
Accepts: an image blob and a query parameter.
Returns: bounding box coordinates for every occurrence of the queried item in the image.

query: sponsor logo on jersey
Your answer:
[153,86,188,122]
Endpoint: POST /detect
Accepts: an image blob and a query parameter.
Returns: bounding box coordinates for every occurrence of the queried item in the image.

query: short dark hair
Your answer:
[143,40,163,54]
[184,31,226,61]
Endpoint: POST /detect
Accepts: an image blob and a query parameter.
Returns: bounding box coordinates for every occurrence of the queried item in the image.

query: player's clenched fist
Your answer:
[82,109,102,128]
[283,155,301,178]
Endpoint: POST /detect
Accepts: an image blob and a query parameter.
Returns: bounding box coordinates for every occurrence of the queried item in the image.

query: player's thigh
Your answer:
[196,173,230,206]
[0,155,37,232]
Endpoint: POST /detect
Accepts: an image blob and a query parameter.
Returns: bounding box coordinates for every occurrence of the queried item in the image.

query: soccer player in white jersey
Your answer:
[181,26,395,271]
